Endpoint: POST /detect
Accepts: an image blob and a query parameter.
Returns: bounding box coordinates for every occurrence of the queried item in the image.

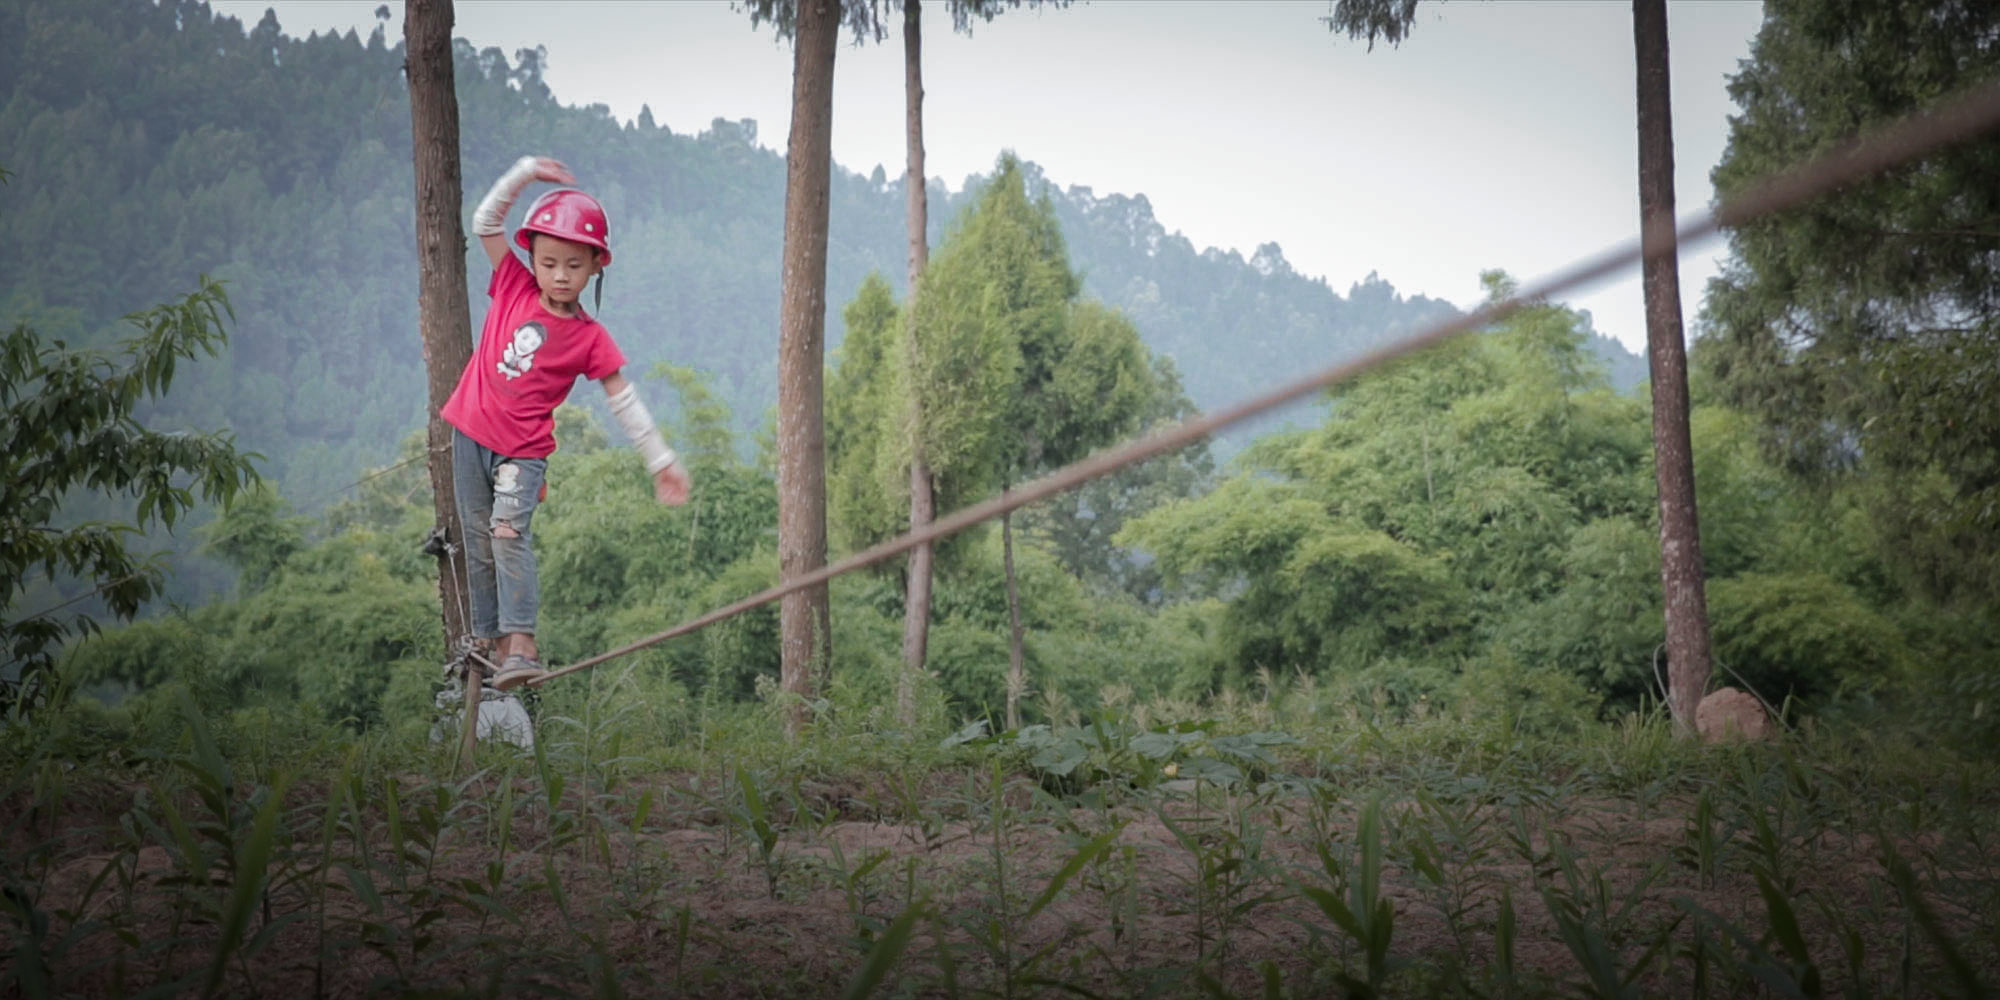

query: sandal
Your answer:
[490,653,547,692]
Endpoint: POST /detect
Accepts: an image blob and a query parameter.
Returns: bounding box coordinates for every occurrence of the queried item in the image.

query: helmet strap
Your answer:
[593,272,604,313]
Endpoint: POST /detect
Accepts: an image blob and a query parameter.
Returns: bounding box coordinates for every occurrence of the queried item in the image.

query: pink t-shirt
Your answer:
[442,253,626,459]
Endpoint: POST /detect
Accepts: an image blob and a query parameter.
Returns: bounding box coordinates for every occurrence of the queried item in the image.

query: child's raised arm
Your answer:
[470,155,575,270]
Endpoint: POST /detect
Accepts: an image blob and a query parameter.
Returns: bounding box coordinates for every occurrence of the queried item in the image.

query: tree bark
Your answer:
[1633,0,1713,736]
[898,0,933,728]
[778,0,839,738]
[1003,505,1026,731]
[405,0,478,764]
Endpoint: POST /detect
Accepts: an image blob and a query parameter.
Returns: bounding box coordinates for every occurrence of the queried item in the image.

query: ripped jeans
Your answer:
[452,428,546,640]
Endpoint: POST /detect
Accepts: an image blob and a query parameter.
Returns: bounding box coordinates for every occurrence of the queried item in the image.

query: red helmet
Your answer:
[515,188,612,266]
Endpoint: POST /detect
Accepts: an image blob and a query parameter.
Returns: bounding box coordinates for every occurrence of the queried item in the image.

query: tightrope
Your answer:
[532,77,2000,688]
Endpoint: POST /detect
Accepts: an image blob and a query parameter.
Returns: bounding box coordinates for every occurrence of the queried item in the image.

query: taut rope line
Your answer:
[531,77,2000,689]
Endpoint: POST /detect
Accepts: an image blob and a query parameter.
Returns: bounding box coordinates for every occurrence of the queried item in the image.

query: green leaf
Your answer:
[1884,846,1986,997]
[1299,885,1364,941]
[1128,731,1182,760]
[176,690,232,800]
[940,719,990,748]
[1178,755,1242,785]
[1031,738,1089,777]
[1026,826,1121,921]
[839,900,925,1000]
[336,863,384,916]
[205,774,295,998]
[1754,871,1814,974]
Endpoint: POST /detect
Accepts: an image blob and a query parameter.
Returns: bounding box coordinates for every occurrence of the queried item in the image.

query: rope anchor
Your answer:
[442,633,500,682]
[419,524,450,558]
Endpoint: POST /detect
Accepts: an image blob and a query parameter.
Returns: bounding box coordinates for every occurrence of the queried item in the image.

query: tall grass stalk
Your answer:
[1299,794,1398,997]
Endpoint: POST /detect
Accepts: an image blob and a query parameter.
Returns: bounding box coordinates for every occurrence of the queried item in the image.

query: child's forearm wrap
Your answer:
[472,156,539,237]
[607,383,678,475]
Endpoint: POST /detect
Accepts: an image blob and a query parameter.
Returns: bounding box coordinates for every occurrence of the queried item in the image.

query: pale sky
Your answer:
[213,0,1768,355]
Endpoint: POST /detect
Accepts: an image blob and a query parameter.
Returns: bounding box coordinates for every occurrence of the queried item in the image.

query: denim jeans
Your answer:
[452,428,546,639]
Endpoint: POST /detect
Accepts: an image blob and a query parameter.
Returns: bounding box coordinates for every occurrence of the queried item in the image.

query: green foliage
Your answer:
[1891,599,2000,751]
[909,156,1072,490]
[646,363,733,468]
[1018,353,1215,602]
[1,276,259,710]
[826,575,951,729]
[535,375,777,670]
[923,158,1164,495]
[199,482,307,591]
[0,0,1477,506]
[552,400,610,456]
[828,159,1206,630]
[4,0,1570,643]
[1323,0,1421,49]
[1125,292,1635,690]
[58,607,225,703]
[688,553,783,705]
[1454,655,1602,739]
[1281,526,1471,666]
[1707,571,1910,706]
[826,273,908,554]
[1494,519,1662,701]
[1689,0,2000,738]
[62,524,435,732]
[56,364,783,728]
[738,0,892,44]
[26,0,1988,754]
[1700,0,2000,608]
[926,534,1216,723]
[322,429,433,539]
[215,530,437,727]
[1301,794,1401,996]
[6,642,2000,997]
[925,616,1013,723]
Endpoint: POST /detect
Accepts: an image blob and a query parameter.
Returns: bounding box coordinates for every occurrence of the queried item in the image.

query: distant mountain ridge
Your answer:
[0,0,1644,502]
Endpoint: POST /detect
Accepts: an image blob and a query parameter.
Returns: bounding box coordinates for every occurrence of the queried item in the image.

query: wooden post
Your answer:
[899,0,934,727]
[777,0,840,737]
[405,0,481,764]
[1633,0,1714,734]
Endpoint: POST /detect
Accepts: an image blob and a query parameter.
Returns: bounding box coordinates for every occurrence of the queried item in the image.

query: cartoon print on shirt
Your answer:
[499,321,547,380]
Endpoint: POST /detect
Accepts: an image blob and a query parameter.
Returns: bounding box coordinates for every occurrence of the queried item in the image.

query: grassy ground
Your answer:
[3,671,1996,998]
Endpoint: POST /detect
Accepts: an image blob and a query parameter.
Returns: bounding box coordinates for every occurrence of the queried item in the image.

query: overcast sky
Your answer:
[213,0,1768,355]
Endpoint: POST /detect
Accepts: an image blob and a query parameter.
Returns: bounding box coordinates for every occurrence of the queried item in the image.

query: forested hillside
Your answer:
[6,3,1998,993]
[0,0,1638,510]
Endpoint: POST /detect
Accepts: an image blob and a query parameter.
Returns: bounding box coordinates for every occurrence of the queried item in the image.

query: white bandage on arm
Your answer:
[607,383,678,475]
[472,156,539,237]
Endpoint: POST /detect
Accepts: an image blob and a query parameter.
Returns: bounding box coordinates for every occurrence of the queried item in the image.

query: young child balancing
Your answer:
[442,155,691,691]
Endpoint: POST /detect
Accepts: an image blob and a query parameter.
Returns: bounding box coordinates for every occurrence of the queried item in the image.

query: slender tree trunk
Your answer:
[777,0,839,738]
[1003,503,1026,731]
[1002,427,1041,729]
[1421,424,1434,507]
[898,0,934,728]
[405,0,478,765]
[1633,0,1713,735]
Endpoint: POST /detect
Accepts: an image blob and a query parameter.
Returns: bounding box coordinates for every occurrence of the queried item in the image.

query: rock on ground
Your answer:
[1696,686,1773,742]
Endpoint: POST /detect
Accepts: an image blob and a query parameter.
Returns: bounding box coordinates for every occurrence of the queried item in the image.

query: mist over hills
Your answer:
[0,0,1644,509]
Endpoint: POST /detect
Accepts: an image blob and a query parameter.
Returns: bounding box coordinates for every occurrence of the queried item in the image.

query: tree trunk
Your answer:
[405,0,478,764]
[1633,0,1713,736]
[777,0,839,738]
[1003,504,1026,731]
[1421,423,1434,507]
[898,0,933,728]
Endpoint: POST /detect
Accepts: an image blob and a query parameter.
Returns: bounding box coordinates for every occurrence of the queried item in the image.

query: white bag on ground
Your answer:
[431,684,536,750]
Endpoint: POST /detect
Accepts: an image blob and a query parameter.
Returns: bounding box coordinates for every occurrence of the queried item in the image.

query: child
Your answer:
[442,155,692,691]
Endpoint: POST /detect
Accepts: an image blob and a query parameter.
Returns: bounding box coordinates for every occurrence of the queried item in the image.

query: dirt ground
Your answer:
[11,766,1979,999]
